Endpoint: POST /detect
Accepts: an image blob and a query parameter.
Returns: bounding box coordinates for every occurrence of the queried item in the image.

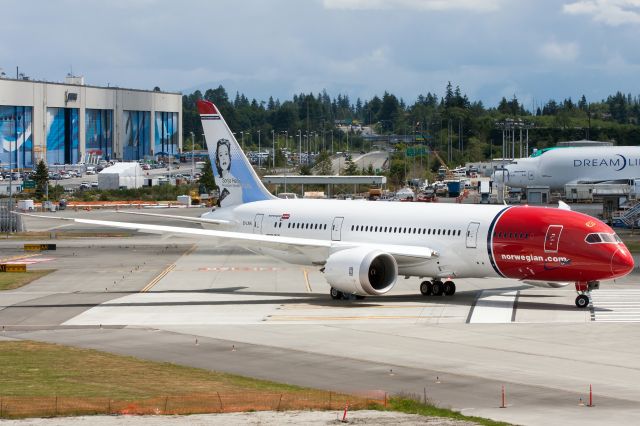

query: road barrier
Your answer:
[24,244,56,251]
[0,392,384,418]
[0,264,26,273]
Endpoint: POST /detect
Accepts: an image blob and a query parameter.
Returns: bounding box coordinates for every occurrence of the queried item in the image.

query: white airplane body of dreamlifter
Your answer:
[492,146,640,190]
[28,101,634,309]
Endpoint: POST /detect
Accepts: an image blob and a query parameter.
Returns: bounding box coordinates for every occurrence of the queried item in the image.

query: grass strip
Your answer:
[376,396,512,426]
[0,270,55,291]
[0,341,509,424]
[0,341,313,398]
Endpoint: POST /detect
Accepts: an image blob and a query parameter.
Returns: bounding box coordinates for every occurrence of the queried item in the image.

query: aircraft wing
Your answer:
[115,210,232,226]
[20,214,437,265]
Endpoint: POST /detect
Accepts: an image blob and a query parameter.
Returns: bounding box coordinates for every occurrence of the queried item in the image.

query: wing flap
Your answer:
[116,210,232,226]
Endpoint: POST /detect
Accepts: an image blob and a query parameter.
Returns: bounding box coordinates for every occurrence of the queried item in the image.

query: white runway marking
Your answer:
[591,290,640,322]
[468,290,517,323]
[63,293,301,326]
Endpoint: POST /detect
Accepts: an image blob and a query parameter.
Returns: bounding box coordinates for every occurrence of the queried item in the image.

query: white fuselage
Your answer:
[203,200,506,279]
[494,146,640,190]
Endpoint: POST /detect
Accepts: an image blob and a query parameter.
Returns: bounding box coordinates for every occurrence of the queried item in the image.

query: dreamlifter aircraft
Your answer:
[492,145,640,190]
[29,101,635,308]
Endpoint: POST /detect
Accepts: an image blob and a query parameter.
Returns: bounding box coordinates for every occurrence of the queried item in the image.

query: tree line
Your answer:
[183,83,640,167]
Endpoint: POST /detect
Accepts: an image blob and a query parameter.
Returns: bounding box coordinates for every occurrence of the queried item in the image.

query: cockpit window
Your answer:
[585,233,621,244]
[585,233,602,243]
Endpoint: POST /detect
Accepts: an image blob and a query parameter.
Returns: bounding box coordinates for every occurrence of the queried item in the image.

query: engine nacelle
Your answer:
[324,247,398,296]
[522,280,571,289]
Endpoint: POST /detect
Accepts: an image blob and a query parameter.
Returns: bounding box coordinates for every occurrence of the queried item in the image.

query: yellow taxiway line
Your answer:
[140,244,195,292]
[140,264,176,292]
[303,269,312,293]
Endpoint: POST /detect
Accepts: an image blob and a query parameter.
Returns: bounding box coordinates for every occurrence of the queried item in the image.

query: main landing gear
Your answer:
[420,279,456,297]
[330,287,365,300]
[575,281,599,309]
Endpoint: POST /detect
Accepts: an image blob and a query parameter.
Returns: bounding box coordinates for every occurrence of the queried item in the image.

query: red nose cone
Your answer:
[611,248,634,277]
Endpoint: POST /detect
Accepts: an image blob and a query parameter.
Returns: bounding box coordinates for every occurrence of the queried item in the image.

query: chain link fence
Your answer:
[0,199,25,233]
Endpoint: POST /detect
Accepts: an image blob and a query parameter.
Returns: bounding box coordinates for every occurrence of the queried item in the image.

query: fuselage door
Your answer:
[332,216,344,241]
[466,222,480,248]
[253,214,264,234]
[544,225,563,253]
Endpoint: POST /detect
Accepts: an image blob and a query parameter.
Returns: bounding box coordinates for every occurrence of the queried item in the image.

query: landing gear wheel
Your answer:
[443,281,456,296]
[575,294,590,309]
[420,281,433,296]
[330,287,344,300]
[431,281,444,296]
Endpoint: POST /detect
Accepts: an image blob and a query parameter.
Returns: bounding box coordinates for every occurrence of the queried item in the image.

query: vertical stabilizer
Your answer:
[197,100,275,207]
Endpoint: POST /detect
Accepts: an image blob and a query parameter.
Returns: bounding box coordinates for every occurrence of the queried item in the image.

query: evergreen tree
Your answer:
[33,159,49,198]
[198,157,217,193]
[343,155,359,175]
[314,151,333,175]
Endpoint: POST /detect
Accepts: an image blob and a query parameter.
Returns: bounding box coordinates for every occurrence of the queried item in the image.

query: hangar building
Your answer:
[0,75,182,169]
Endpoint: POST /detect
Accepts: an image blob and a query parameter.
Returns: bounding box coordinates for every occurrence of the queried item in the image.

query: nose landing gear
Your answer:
[575,281,599,309]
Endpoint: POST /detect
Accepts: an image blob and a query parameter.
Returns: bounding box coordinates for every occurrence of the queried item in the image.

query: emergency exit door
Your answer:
[544,225,563,253]
[253,214,264,234]
[466,222,480,248]
[331,217,344,241]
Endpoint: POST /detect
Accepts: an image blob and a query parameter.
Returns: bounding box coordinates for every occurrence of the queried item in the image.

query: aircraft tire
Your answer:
[444,281,456,296]
[575,294,590,309]
[431,281,444,296]
[420,281,433,296]
[330,287,344,300]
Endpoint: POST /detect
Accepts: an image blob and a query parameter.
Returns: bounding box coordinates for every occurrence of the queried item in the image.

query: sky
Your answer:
[2,0,640,109]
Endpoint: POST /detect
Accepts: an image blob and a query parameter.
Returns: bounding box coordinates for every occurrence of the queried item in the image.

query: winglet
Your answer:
[197,100,218,115]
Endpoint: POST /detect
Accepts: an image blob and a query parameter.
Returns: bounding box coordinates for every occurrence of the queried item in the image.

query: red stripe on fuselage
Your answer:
[491,206,632,282]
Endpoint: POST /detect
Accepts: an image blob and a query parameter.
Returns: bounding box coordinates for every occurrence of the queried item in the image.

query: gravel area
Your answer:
[1,410,478,425]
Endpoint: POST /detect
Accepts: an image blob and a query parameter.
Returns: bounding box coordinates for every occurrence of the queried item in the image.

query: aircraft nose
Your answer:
[611,248,635,277]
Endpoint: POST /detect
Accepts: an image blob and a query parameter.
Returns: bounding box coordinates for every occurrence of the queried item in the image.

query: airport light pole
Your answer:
[271,129,275,169]
[257,130,261,168]
[297,130,302,167]
[240,131,244,151]
[190,131,195,176]
[331,130,334,155]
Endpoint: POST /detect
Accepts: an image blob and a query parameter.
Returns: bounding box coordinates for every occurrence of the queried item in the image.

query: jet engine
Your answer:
[323,247,398,296]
